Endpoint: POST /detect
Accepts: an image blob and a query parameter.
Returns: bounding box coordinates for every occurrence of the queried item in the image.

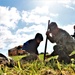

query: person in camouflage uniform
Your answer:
[0,53,15,67]
[46,22,75,63]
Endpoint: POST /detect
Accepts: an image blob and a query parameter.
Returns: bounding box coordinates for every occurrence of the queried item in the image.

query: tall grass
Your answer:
[0,54,75,75]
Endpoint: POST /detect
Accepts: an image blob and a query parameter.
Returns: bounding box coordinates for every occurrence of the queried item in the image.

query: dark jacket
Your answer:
[22,39,39,55]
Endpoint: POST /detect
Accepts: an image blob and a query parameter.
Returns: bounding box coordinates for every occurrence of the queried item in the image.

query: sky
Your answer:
[0,0,75,56]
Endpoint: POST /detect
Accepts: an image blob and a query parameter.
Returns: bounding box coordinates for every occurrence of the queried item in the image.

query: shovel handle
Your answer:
[44,20,50,60]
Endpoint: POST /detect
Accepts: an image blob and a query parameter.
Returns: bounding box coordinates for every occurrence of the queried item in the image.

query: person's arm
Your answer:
[46,31,55,43]
[45,55,51,59]
[45,51,55,59]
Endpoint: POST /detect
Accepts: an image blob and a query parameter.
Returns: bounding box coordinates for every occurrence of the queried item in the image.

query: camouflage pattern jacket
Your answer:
[48,28,75,55]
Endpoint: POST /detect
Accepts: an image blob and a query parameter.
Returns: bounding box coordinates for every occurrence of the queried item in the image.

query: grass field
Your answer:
[0,54,75,75]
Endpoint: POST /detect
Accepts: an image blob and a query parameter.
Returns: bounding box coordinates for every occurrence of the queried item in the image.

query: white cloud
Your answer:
[58,0,71,4]
[16,24,46,34]
[0,6,21,29]
[31,6,49,15]
[38,0,74,6]
[0,41,6,49]
[50,13,58,17]
[16,24,46,43]
[61,24,74,35]
[73,0,75,4]
[22,6,58,24]
[56,0,75,10]
[57,0,75,10]
[22,11,50,24]
[64,5,75,10]
[37,0,57,6]
[0,26,16,49]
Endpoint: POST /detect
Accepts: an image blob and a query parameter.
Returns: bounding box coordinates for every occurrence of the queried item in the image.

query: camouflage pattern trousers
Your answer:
[50,45,75,64]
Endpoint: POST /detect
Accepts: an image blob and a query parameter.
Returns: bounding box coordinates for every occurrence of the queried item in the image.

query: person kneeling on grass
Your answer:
[45,22,75,64]
[22,33,43,55]
[20,33,43,64]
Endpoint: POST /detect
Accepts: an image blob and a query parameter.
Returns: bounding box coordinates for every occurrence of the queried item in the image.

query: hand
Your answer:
[45,56,49,59]
[46,31,50,36]
[45,55,51,59]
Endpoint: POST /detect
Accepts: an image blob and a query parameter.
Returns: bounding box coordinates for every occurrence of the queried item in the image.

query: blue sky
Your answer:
[0,0,75,56]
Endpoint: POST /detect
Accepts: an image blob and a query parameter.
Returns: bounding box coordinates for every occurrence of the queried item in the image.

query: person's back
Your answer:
[22,39,39,55]
[52,28,75,54]
[22,33,43,55]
